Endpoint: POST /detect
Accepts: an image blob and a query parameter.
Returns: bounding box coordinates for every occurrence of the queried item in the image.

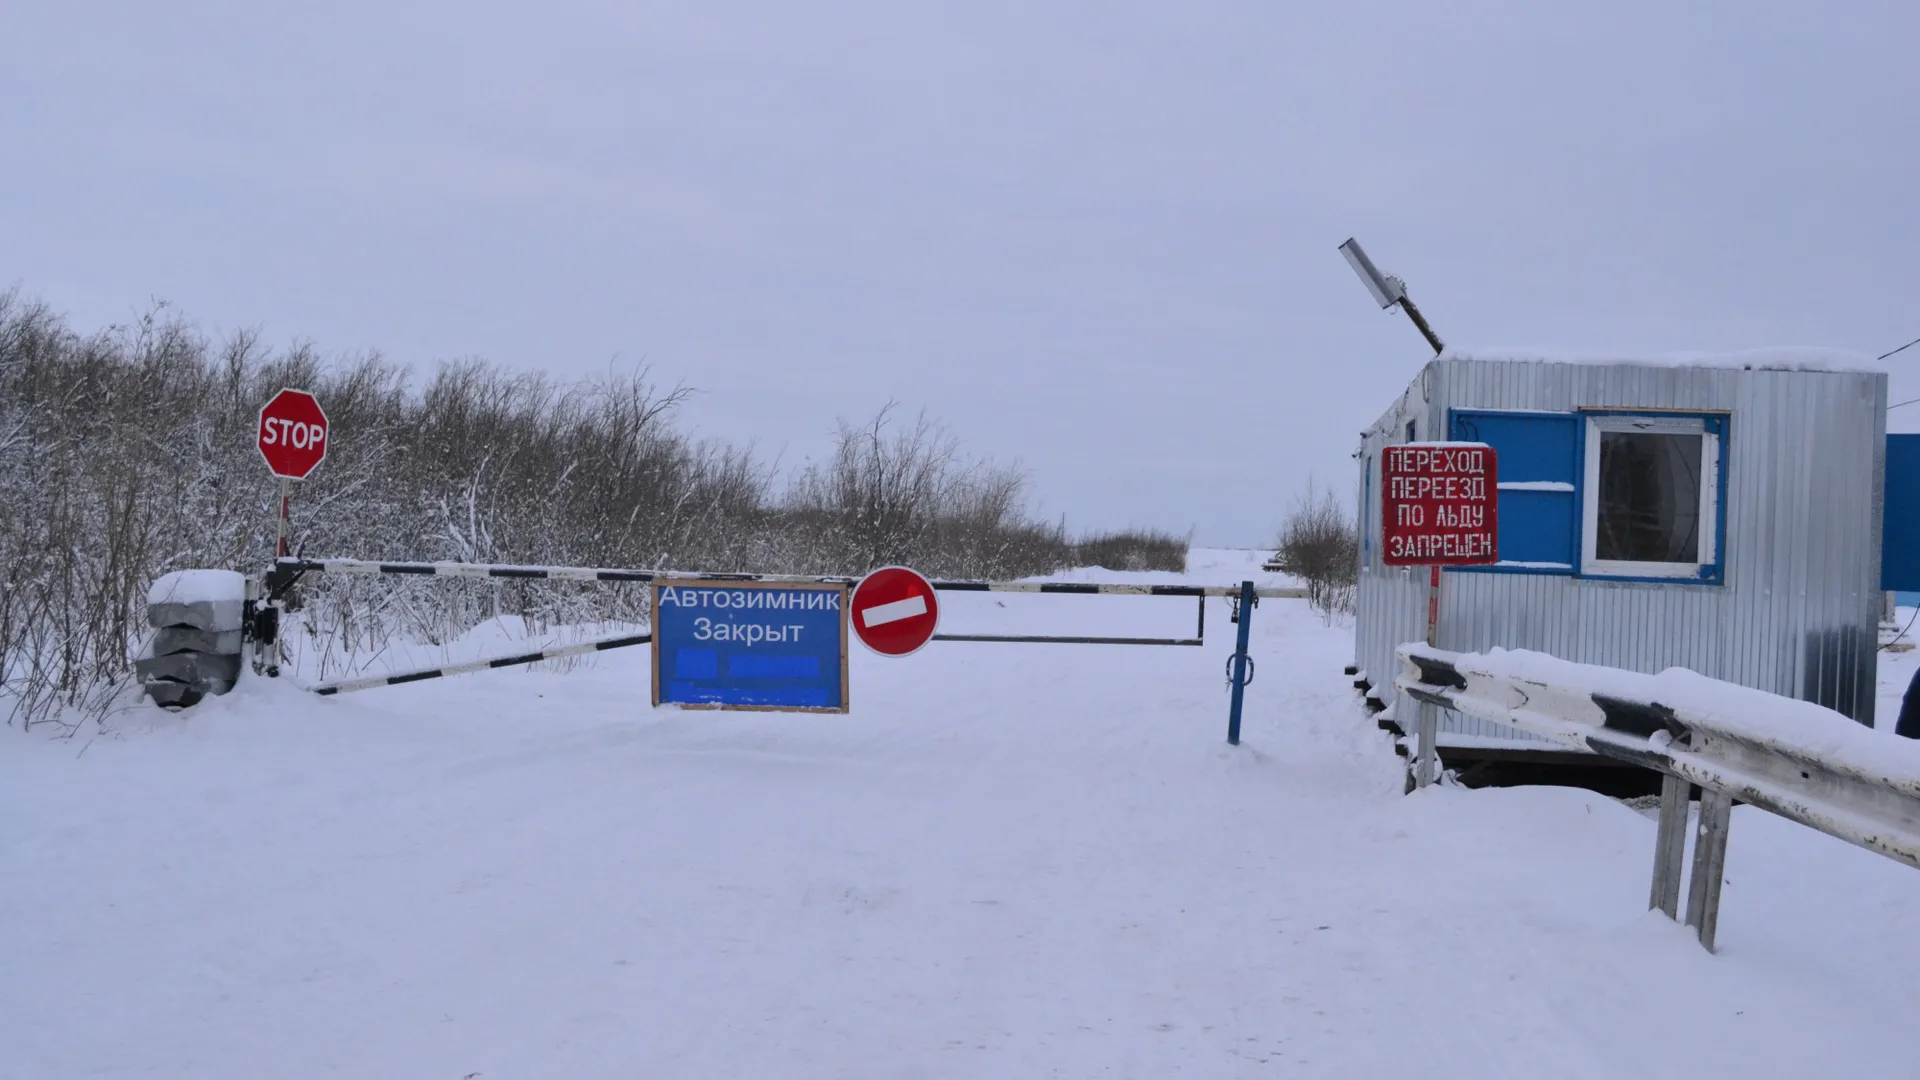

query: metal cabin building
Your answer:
[1354,350,1888,747]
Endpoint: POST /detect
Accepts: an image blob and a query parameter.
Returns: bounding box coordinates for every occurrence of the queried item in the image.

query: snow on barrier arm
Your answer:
[1395,643,1920,951]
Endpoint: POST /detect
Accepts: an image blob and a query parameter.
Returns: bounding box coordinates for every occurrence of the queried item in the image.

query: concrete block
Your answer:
[143,679,234,708]
[150,626,244,657]
[147,599,245,633]
[136,651,242,685]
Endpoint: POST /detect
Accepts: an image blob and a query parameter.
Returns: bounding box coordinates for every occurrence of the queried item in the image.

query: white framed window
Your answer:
[1580,413,1723,581]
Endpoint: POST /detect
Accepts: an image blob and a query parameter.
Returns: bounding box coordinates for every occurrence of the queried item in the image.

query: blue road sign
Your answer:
[650,580,849,712]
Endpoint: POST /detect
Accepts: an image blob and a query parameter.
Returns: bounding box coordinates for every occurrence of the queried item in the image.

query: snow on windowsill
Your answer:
[1497,481,1575,492]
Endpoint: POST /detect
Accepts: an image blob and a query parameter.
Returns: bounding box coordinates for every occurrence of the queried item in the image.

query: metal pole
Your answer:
[1425,565,1441,646]
[1399,294,1445,356]
[244,574,264,678]
[1415,565,1442,787]
[1649,772,1690,919]
[276,477,292,559]
[1685,790,1734,952]
[1226,580,1254,745]
[269,477,293,676]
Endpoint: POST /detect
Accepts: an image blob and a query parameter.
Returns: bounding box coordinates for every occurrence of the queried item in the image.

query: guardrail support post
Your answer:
[1414,704,1440,788]
[1226,580,1254,745]
[1649,772,1690,918]
[1685,790,1734,952]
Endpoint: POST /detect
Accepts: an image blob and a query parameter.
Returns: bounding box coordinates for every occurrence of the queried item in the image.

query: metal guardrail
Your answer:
[1394,643,1920,952]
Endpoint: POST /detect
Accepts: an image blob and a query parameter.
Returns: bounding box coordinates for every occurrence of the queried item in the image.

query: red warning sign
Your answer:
[1382,443,1499,566]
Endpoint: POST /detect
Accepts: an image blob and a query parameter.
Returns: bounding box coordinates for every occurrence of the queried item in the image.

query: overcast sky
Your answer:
[6,1,1916,544]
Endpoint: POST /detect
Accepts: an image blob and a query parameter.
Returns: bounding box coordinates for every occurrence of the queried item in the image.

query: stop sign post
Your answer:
[257,389,330,557]
[850,566,940,656]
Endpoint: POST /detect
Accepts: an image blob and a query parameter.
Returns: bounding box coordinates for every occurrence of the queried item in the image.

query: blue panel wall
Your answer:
[1887,435,1920,592]
[1450,410,1580,571]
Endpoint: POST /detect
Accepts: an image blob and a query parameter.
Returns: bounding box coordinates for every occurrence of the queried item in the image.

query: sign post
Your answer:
[256,388,331,557]
[275,478,293,558]
[1381,441,1498,788]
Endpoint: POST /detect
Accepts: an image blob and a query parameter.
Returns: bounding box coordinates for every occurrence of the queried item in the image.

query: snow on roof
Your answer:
[1455,646,1920,787]
[1437,346,1883,374]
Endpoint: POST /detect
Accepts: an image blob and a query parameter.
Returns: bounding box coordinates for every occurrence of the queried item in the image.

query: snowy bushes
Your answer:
[1071,528,1192,574]
[1271,483,1358,618]
[0,291,1186,727]
[781,405,1186,579]
[0,299,224,729]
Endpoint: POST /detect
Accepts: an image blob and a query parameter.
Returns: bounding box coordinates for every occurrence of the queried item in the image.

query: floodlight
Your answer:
[1336,236,1444,356]
[1339,238,1405,310]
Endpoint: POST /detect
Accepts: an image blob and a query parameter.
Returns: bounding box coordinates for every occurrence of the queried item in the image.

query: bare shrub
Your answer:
[0,295,219,731]
[786,405,961,573]
[1272,482,1358,618]
[1072,529,1191,573]
[780,404,1152,581]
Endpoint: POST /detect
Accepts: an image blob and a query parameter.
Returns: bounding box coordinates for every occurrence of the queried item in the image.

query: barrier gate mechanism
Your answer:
[256,558,1307,742]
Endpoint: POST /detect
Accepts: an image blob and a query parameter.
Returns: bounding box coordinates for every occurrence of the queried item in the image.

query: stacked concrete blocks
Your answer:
[140,569,246,708]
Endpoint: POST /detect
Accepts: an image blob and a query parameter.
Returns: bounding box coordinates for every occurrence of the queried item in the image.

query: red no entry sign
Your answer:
[850,566,940,656]
[1382,442,1499,566]
[257,388,330,480]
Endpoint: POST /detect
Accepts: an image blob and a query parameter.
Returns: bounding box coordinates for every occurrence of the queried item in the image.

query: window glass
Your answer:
[1594,431,1702,563]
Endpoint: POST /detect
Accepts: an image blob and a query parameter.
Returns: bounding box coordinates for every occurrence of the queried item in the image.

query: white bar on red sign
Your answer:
[861,595,928,628]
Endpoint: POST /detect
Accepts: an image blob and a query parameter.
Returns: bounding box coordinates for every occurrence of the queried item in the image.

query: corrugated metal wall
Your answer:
[1355,357,1887,739]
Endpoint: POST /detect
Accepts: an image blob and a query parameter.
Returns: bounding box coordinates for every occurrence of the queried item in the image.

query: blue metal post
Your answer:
[1227,579,1254,745]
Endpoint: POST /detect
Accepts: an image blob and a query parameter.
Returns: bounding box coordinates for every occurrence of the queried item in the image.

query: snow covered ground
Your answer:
[4,550,1918,1078]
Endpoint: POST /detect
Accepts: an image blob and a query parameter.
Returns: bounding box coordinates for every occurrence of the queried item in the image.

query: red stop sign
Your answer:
[850,566,940,656]
[257,388,330,480]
